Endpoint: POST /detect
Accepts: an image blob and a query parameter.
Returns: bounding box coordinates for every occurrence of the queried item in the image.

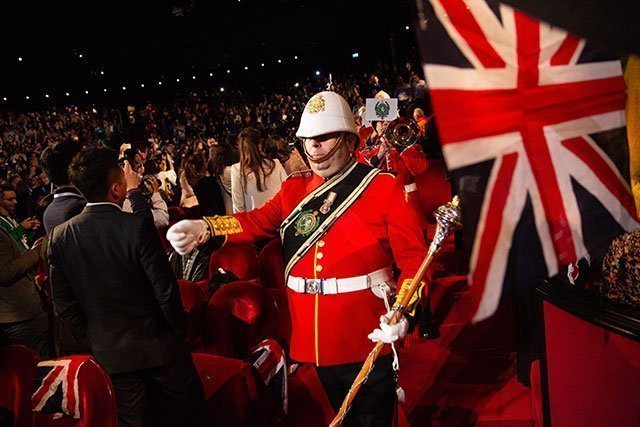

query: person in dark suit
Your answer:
[48,147,207,427]
[41,141,85,235]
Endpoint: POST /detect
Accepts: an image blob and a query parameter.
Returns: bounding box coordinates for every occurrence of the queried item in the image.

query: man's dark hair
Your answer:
[41,141,82,186]
[0,184,15,197]
[68,147,121,202]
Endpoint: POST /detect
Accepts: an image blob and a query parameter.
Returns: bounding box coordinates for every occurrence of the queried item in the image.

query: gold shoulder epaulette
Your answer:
[286,169,313,180]
[203,215,243,237]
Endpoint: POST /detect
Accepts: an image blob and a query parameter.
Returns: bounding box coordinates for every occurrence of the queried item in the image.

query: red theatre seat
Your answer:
[0,345,39,427]
[192,353,279,426]
[178,279,208,350]
[203,281,278,359]
[33,358,117,427]
[209,243,258,281]
[256,239,291,347]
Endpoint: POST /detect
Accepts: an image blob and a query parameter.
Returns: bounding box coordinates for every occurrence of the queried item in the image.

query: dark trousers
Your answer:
[0,311,51,359]
[316,355,396,427]
[110,348,208,427]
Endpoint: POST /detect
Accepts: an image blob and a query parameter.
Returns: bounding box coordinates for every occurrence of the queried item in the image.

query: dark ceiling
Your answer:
[0,0,416,107]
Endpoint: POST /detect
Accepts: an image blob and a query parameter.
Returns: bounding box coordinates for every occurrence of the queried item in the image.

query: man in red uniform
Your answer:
[167,91,427,426]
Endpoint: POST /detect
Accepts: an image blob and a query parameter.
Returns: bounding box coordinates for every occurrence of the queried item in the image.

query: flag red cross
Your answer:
[424,0,638,320]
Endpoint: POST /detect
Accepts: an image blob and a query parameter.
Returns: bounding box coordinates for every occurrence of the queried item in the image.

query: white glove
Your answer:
[367,311,409,344]
[166,220,210,255]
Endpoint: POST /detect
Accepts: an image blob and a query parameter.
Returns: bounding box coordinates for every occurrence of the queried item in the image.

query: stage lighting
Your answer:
[405,25,410,30]
[104,88,107,92]
[176,78,180,82]
[85,90,89,94]
[220,87,225,92]
[261,63,265,67]
[45,94,49,98]
[209,72,213,76]
[100,71,104,75]
[65,92,70,96]
[192,75,196,79]
[244,66,248,70]
[122,86,126,90]
[277,59,282,63]
[294,83,299,88]
[315,70,320,76]
[2,97,6,101]
[18,57,23,62]
[227,69,231,74]
[25,96,29,100]
[140,83,145,88]
[352,52,359,58]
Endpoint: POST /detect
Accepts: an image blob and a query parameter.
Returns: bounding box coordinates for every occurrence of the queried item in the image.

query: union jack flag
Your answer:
[416,0,639,321]
[32,356,92,419]
[245,339,288,413]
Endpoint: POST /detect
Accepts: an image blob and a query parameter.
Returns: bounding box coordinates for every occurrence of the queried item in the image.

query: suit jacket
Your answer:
[48,204,186,374]
[0,227,42,323]
[43,187,86,236]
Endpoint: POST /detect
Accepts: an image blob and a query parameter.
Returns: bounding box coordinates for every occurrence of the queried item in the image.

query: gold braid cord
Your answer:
[203,215,243,237]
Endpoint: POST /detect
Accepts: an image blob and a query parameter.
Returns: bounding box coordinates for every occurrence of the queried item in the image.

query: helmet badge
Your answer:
[306,93,326,114]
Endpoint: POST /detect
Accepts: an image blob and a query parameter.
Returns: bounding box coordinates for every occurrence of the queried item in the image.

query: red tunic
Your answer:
[224,167,427,366]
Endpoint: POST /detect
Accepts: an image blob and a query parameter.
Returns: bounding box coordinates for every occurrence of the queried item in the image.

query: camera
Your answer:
[140,175,161,198]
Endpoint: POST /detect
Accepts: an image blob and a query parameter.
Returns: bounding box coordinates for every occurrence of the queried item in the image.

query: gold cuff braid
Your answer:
[203,216,243,237]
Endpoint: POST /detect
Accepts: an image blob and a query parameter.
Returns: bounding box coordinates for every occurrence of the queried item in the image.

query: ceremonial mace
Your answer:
[329,196,462,427]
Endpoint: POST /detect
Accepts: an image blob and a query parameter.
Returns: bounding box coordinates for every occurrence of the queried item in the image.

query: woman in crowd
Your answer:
[230,127,287,213]
[211,143,240,214]
[179,153,199,208]
[264,134,308,175]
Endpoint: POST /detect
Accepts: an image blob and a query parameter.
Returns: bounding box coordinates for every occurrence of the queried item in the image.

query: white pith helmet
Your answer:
[374,90,391,99]
[296,91,358,139]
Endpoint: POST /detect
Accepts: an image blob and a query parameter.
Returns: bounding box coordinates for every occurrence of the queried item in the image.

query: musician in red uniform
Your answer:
[356,92,428,215]
[167,91,427,427]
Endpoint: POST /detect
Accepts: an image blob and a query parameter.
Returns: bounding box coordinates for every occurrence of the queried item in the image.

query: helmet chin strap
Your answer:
[304,133,346,164]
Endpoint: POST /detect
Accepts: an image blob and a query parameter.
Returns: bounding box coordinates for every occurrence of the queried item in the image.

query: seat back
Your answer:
[256,239,291,347]
[204,281,278,358]
[209,243,258,281]
[33,358,117,427]
[192,353,278,427]
[0,345,39,427]
[256,239,285,290]
[178,279,208,349]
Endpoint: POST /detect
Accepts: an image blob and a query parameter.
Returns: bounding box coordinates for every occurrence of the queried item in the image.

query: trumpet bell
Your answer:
[387,119,420,149]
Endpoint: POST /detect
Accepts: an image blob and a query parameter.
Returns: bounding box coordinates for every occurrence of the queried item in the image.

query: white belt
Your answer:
[404,183,417,193]
[287,267,393,295]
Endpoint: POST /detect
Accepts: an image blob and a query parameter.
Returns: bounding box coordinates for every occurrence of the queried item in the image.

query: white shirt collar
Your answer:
[85,202,123,211]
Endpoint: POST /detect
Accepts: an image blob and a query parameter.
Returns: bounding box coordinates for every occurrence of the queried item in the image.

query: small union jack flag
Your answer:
[416,0,639,321]
[32,356,92,419]
[245,339,288,413]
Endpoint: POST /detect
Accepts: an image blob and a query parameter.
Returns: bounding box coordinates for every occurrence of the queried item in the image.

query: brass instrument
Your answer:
[381,119,420,149]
